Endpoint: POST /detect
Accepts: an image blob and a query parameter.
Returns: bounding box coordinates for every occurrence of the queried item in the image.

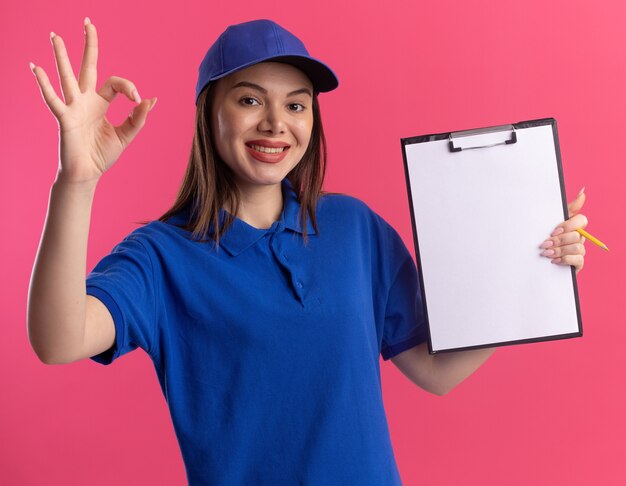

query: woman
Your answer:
[27,18,588,485]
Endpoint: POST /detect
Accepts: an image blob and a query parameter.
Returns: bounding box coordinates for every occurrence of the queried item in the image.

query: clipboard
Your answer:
[400,118,582,354]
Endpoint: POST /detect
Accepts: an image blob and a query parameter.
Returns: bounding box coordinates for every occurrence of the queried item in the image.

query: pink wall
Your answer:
[4,0,624,484]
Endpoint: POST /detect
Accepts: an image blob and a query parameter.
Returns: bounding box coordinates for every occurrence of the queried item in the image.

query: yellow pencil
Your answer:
[576,228,609,251]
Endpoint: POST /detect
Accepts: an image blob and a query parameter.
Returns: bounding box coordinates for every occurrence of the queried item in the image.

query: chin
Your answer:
[237,172,289,189]
[243,165,298,186]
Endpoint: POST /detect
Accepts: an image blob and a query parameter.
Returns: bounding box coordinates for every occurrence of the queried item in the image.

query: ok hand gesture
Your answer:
[30,18,157,185]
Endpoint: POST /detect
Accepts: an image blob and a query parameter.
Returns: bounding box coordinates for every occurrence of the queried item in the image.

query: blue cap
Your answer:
[195,19,339,105]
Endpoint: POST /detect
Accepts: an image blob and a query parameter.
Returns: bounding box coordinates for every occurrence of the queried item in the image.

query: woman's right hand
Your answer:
[30,17,157,185]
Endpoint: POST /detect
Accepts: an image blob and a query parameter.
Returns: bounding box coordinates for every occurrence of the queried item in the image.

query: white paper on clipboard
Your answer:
[402,119,582,353]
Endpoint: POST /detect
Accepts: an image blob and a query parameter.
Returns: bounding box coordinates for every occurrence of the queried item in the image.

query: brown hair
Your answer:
[138,81,328,248]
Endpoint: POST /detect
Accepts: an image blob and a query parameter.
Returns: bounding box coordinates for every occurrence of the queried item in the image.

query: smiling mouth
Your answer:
[246,143,290,154]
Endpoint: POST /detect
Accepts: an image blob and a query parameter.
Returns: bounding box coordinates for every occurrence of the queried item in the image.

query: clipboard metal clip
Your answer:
[448,124,517,152]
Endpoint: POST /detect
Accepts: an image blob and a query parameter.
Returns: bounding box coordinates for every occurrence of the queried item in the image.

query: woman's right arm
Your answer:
[28,178,115,364]
[27,18,157,364]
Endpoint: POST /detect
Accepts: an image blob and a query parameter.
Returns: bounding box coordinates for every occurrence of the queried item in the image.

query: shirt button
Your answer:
[296,281,303,288]
[283,253,288,261]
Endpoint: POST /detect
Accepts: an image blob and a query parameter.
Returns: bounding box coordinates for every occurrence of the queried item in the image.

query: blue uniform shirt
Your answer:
[86,179,427,485]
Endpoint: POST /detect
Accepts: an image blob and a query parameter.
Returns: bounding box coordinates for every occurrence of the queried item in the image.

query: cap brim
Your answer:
[263,55,339,93]
[197,54,338,105]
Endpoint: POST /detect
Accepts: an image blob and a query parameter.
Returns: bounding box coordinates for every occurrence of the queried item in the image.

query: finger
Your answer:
[567,189,586,217]
[114,97,157,149]
[50,32,81,103]
[551,213,588,236]
[540,230,583,249]
[551,254,584,274]
[541,242,586,259]
[78,18,98,92]
[98,75,141,104]
[30,63,67,119]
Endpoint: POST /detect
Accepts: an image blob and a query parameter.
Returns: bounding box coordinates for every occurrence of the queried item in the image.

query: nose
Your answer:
[257,103,286,134]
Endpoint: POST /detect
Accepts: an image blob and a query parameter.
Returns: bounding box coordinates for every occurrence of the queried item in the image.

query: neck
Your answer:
[228,182,284,229]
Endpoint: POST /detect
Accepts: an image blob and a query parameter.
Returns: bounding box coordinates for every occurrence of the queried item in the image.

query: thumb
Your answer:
[115,97,158,149]
[567,187,586,218]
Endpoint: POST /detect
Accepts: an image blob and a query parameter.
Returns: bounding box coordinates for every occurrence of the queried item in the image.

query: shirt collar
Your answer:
[281,178,316,235]
[168,179,316,257]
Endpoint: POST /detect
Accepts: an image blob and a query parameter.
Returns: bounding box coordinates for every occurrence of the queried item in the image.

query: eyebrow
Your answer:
[230,81,312,98]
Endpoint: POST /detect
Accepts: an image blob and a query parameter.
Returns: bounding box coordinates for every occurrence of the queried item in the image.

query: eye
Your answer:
[240,96,260,106]
[288,103,305,112]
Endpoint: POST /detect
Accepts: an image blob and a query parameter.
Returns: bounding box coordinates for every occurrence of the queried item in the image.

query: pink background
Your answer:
[3,0,624,484]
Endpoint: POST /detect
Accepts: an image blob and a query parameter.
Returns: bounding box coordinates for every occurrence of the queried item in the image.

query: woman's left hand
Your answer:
[540,188,588,274]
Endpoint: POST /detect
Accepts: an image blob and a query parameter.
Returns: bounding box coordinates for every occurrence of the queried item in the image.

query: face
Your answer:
[210,62,315,195]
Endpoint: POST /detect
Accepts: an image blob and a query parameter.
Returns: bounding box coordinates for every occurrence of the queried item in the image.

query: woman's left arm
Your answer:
[391,342,497,396]
[391,189,589,395]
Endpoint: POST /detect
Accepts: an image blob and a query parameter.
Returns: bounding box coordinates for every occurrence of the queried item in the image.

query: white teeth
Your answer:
[249,144,286,154]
